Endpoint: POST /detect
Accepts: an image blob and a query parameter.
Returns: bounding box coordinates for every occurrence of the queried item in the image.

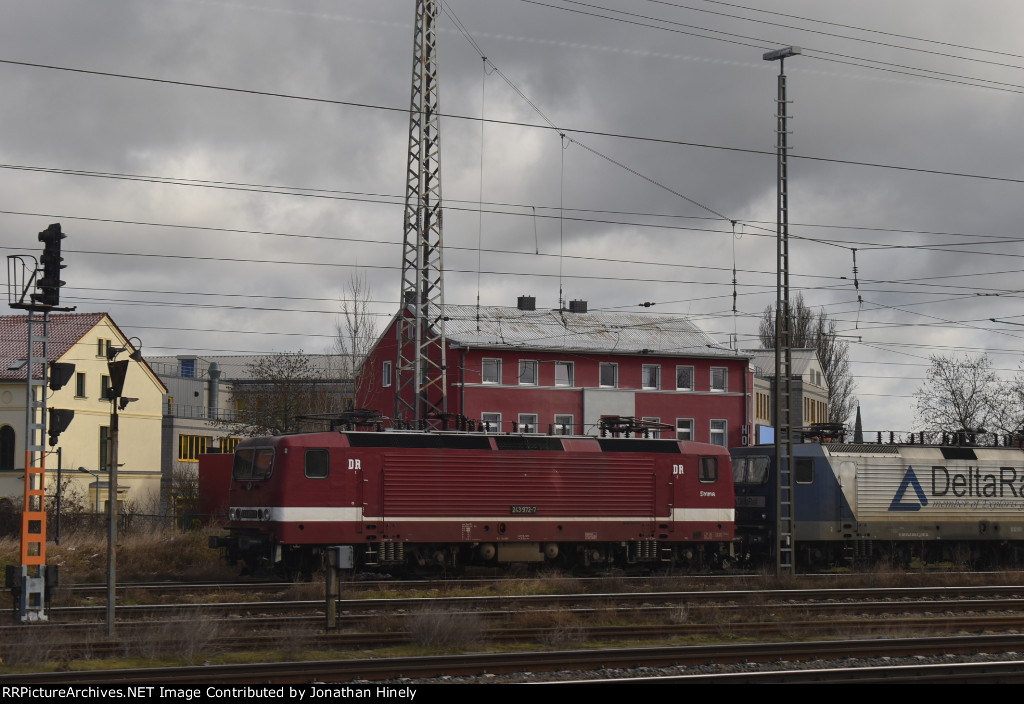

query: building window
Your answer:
[482,358,501,384]
[180,359,196,378]
[220,437,240,454]
[756,391,770,422]
[100,375,111,400]
[97,339,111,358]
[710,420,727,447]
[99,426,112,472]
[382,361,392,387]
[642,364,660,390]
[600,362,618,388]
[75,372,86,398]
[519,360,538,385]
[554,361,573,387]
[554,414,574,435]
[711,367,728,392]
[481,412,501,432]
[642,416,661,439]
[676,418,693,442]
[0,425,14,470]
[518,413,538,433]
[178,435,210,462]
[676,365,694,391]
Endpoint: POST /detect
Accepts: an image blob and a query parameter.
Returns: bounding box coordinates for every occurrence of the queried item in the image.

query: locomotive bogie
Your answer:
[213,431,736,574]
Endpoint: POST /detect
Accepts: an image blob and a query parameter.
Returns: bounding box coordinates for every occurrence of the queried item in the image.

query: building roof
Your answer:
[437,304,740,358]
[744,348,821,379]
[146,353,346,381]
[0,312,107,380]
[0,312,167,392]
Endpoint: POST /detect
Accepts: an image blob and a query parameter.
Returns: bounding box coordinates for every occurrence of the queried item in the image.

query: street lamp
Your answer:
[101,337,143,637]
[106,337,144,362]
[77,467,99,513]
[764,46,800,577]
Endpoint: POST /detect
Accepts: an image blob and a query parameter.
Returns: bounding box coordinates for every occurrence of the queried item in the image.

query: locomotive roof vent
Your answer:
[517,295,536,311]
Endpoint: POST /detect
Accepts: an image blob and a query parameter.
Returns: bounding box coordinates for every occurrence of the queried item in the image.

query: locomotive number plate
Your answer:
[736,496,766,508]
[510,505,537,514]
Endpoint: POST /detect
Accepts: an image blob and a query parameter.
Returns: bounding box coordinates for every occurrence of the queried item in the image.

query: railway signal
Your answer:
[47,408,74,446]
[31,223,66,308]
[5,223,76,622]
[48,361,75,391]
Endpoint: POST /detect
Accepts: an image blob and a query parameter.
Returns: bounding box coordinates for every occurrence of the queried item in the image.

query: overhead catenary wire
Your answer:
[3,7,1022,418]
[520,0,1024,94]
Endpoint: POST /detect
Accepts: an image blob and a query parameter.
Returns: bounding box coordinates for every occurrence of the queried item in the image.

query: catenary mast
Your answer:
[396,0,448,426]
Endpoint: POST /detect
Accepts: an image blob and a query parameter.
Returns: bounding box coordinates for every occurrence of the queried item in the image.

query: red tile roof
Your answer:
[0,312,108,380]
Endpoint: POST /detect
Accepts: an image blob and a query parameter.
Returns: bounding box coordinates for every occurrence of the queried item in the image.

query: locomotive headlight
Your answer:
[261,508,271,521]
[229,508,237,521]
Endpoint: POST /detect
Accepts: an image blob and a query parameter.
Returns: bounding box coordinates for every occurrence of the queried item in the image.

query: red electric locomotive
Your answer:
[212,430,735,574]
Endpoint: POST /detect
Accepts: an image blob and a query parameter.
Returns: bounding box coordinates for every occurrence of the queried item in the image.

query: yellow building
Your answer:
[745,348,831,444]
[0,313,166,510]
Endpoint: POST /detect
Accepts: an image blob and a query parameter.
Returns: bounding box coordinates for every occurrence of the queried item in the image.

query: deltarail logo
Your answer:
[931,465,1024,497]
[889,465,928,512]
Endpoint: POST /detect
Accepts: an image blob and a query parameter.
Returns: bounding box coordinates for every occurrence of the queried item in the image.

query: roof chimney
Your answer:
[568,299,588,313]
[517,295,536,311]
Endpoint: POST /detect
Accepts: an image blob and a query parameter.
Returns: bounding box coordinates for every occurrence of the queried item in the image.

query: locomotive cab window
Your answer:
[698,456,719,483]
[795,457,814,484]
[305,449,329,479]
[233,447,275,480]
[732,456,770,485]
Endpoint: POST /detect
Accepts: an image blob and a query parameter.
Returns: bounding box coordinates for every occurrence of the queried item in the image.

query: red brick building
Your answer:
[358,299,752,447]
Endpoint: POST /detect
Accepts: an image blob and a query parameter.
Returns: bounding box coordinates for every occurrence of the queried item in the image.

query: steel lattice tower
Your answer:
[396,0,447,425]
[764,47,800,576]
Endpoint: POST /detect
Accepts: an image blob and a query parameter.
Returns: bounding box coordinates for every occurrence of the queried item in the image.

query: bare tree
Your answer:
[334,272,379,400]
[990,363,1024,435]
[914,353,998,431]
[759,293,857,425]
[170,463,200,515]
[215,351,342,437]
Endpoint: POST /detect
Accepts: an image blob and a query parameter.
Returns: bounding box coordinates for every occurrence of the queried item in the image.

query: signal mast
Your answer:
[6,223,74,621]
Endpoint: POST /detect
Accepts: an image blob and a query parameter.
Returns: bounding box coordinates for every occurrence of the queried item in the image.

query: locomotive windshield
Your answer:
[732,455,770,485]
[233,447,275,480]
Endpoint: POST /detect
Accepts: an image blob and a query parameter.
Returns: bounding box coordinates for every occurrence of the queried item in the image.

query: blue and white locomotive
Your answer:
[731,442,1024,567]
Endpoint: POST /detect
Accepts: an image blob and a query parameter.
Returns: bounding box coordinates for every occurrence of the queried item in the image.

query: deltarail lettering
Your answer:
[932,465,1024,498]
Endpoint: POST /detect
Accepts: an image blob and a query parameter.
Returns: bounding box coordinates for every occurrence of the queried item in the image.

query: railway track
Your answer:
[7,578,1024,681]
[44,583,1024,620]
[5,583,1024,662]
[5,634,1024,684]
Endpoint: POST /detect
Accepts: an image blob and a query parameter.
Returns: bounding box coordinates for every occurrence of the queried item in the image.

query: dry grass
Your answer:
[1,527,238,585]
[539,624,587,647]
[0,626,95,667]
[282,581,326,601]
[123,610,222,664]
[493,570,584,596]
[407,607,484,649]
[511,608,579,630]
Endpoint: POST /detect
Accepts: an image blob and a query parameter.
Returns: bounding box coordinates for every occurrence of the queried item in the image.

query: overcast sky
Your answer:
[2,0,1024,435]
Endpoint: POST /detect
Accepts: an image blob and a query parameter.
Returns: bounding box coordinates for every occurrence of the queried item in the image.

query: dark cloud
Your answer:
[2,0,1023,432]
